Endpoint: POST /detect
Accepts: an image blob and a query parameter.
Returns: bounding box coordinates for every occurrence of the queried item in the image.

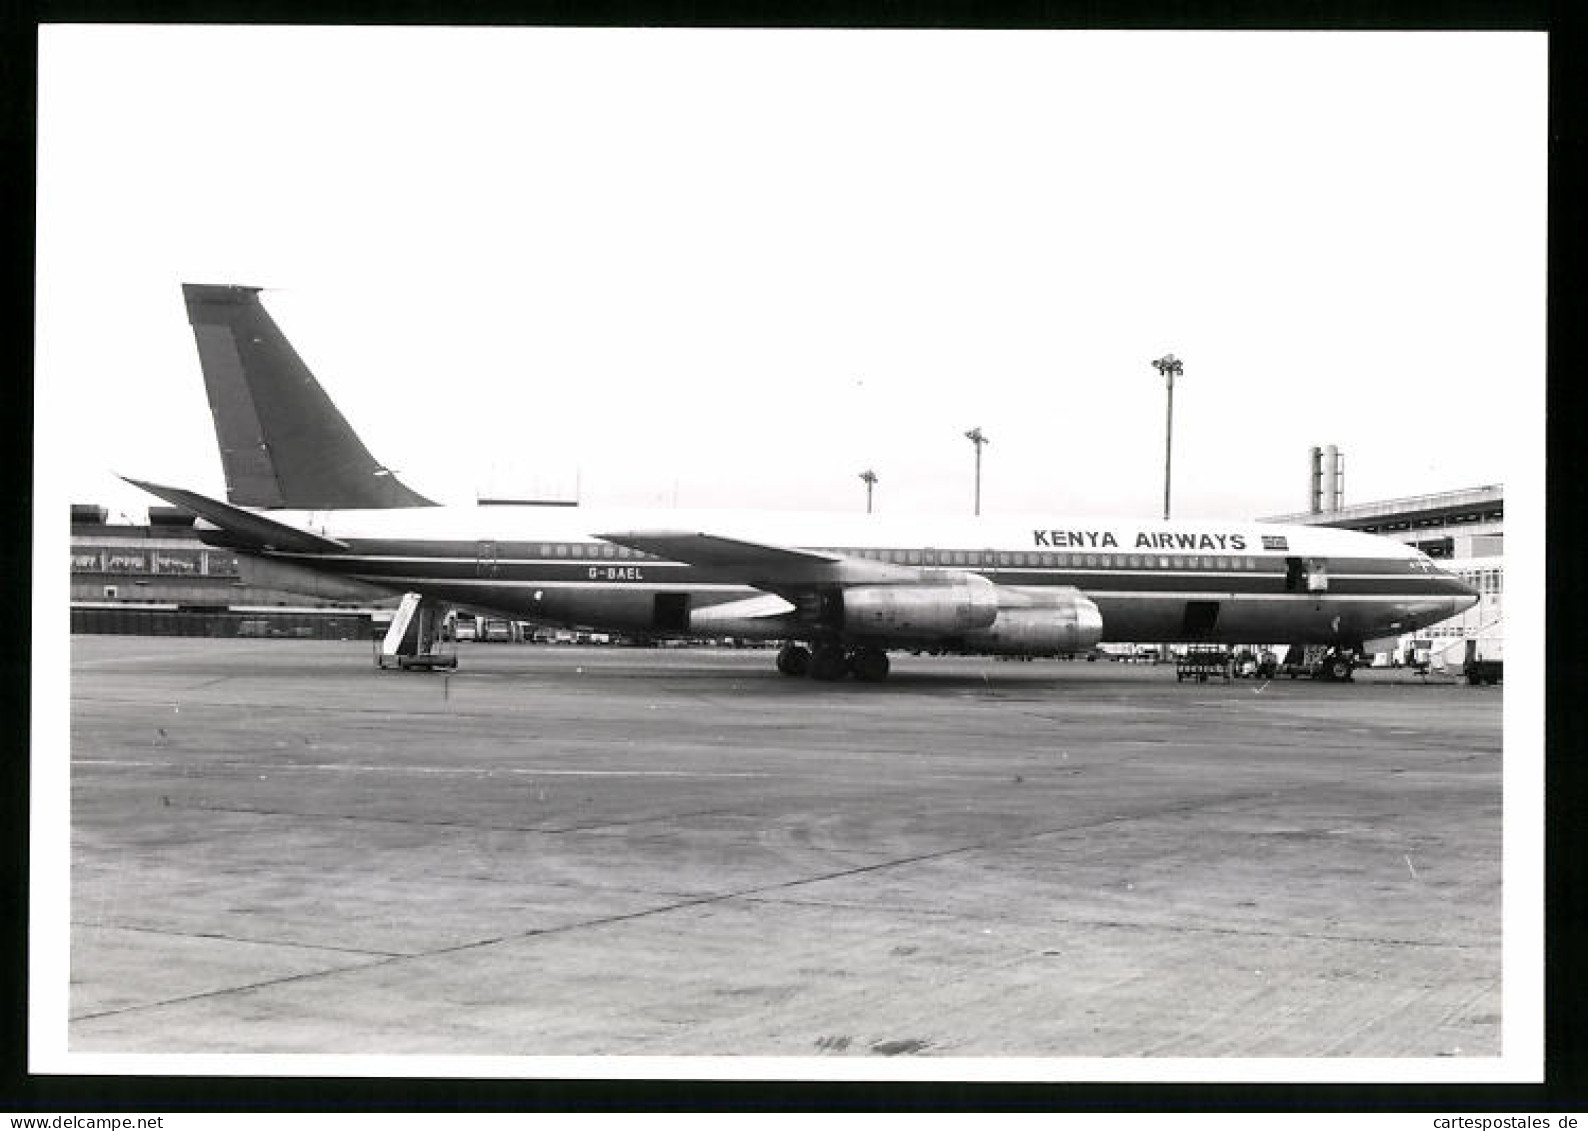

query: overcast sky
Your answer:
[36,26,1546,523]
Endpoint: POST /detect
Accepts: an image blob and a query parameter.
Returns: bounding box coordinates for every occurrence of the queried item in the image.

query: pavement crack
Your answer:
[70,955,408,1023]
[71,920,405,958]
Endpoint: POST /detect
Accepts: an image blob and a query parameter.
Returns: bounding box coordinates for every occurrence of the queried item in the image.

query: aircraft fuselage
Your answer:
[206,505,1474,651]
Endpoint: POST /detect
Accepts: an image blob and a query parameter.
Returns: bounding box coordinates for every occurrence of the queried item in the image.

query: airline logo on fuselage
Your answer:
[1033,529,1249,551]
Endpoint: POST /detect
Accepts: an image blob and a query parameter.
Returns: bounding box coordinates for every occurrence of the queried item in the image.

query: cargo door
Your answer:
[654,592,691,632]
[1181,600,1220,639]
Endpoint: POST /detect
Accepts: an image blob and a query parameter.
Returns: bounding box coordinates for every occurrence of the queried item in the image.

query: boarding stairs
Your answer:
[374,592,458,670]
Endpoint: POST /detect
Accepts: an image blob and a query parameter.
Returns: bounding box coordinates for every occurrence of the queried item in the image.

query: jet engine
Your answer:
[840,576,1000,637]
[963,588,1104,655]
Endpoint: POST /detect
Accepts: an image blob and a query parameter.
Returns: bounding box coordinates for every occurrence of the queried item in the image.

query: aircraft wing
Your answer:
[595,530,919,591]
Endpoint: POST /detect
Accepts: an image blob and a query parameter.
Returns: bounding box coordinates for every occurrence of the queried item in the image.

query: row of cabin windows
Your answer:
[72,546,240,577]
[537,542,646,560]
[528,544,1262,571]
[833,548,1262,571]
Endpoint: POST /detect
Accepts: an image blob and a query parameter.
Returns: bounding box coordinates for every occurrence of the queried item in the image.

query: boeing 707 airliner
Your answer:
[127,284,1477,682]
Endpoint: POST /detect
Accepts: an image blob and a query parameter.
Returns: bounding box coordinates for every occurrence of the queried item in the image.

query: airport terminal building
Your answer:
[69,503,383,639]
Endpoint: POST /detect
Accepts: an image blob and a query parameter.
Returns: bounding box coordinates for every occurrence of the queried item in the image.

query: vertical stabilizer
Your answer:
[183,284,435,508]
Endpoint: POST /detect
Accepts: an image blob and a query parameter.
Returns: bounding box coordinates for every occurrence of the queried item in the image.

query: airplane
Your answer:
[127,283,1479,683]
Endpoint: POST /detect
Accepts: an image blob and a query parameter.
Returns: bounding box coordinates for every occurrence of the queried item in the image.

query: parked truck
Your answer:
[1278,644,1357,682]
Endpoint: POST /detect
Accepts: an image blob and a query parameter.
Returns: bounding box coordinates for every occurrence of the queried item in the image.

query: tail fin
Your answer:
[183,283,436,509]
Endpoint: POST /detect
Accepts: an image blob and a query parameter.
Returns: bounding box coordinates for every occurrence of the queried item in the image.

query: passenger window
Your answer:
[907,550,921,565]
[555,544,568,557]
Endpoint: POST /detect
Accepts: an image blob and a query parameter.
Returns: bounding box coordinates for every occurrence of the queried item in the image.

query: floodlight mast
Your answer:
[964,427,989,516]
[859,469,878,514]
[1151,354,1183,521]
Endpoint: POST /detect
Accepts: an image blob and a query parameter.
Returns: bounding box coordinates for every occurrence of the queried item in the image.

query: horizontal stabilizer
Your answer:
[122,478,349,554]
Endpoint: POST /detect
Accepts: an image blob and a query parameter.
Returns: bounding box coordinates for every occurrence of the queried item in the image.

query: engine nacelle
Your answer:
[963,591,1104,655]
[840,577,999,637]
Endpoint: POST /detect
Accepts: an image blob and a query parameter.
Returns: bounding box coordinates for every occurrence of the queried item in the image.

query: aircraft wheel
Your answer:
[849,647,890,682]
[809,643,849,681]
[1326,656,1353,682]
[776,643,811,677]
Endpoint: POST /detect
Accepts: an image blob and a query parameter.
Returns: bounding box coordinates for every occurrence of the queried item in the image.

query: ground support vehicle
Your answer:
[1177,647,1232,683]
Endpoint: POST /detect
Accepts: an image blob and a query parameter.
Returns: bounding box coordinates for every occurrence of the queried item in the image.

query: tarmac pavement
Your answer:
[65,637,1504,1063]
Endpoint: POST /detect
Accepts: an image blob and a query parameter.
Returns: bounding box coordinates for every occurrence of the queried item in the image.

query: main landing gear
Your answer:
[775,642,891,682]
[776,643,811,676]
